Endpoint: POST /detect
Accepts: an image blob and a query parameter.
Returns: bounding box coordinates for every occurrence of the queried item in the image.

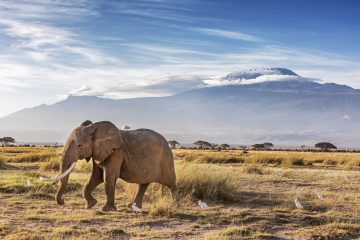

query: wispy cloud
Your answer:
[0,0,99,20]
[0,15,117,65]
[193,28,262,42]
[0,19,74,49]
[107,0,197,22]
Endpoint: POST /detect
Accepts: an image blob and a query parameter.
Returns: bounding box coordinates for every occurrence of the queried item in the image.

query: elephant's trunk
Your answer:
[55,160,71,205]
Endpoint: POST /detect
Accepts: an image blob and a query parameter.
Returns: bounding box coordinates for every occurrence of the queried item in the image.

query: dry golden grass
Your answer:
[0,147,61,163]
[1,147,360,239]
[174,149,360,167]
[176,163,238,202]
[39,157,60,172]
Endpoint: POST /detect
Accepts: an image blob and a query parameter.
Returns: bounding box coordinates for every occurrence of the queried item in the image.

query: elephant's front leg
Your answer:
[102,157,121,212]
[83,160,103,209]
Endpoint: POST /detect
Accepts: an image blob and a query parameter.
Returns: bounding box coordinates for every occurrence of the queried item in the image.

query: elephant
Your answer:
[55,120,177,211]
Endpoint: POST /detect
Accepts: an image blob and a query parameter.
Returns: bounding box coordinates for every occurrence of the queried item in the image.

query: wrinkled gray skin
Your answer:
[56,120,176,211]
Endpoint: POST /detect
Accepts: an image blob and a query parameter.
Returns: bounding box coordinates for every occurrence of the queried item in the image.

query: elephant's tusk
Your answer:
[40,163,76,182]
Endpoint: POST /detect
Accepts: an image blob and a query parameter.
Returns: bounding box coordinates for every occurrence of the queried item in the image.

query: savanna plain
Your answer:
[1,147,360,240]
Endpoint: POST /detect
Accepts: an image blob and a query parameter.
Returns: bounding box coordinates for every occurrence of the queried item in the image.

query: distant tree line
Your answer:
[167,139,343,152]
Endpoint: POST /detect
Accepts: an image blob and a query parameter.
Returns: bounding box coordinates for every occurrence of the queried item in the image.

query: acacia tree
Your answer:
[252,143,265,150]
[252,142,274,150]
[315,142,337,151]
[193,140,212,149]
[220,143,230,150]
[0,137,15,146]
[168,140,180,149]
[263,142,274,149]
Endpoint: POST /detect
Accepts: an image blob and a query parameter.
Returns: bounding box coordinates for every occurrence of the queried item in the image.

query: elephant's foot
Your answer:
[102,204,117,212]
[85,197,97,209]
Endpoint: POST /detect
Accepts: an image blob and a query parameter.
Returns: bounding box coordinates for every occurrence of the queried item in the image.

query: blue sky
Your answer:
[0,0,359,117]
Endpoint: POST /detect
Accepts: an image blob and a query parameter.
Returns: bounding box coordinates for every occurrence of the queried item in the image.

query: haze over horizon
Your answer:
[0,0,360,117]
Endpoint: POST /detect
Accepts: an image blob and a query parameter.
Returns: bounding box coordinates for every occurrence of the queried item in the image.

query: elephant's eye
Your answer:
[78,144,82,148]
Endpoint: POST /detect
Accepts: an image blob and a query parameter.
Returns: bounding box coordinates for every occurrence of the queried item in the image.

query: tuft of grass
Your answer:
[324,158,338,166]
[290,158,305,166]
[40,157,60,172]
[0,159,4,169]
[107,229,130,240]
[243,165,264,175]
[205,226,252,240]
[251,154,283,166]
[53,226,80,239]
[75,160,92,172]
[176,163,238,202]
[281,157,305,166]
[295,223,359,240]
[28,193,54,201]
[149,196,174,217]
[0,224,10,237]
[184,155,244,164]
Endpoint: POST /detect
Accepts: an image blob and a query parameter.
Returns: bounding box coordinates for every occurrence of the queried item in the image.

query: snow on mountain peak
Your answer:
[223,67,299,81]
[204,67,303,87]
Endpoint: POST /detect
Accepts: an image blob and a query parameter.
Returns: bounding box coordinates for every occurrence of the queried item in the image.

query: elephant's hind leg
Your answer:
[128,183,149,209]
[83,160,103,209]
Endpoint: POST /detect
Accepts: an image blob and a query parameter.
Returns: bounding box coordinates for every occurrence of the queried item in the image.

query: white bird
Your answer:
[294,198,303,209]
[131,203,142,213]
[26,179,33,186]
[197,200,209,209]
[315,191,324,200]
[39,176,46,181]
[275,172,282,177]
[344,176,349,183]
[121,126,131,130]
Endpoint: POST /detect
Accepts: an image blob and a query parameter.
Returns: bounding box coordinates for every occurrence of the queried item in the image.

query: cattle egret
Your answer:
[26,179,32,186]
[294,198,303,209]
[344,176,349,182]
[315,191,324,200]
[131,203,142,213]
[198,200,209,209]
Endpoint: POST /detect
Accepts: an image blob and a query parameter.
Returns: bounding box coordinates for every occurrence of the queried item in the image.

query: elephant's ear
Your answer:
[85,121,123,163]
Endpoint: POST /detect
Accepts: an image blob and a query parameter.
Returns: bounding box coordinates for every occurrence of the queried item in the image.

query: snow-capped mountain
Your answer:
[1,68,360,147]
[205,67,307,87]
[223,67,299,80]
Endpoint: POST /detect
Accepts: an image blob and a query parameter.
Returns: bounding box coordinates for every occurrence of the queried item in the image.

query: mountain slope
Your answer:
[1,68,360,146]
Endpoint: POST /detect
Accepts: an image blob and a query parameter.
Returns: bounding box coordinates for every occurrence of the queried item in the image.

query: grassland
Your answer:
[1,147,360,239]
